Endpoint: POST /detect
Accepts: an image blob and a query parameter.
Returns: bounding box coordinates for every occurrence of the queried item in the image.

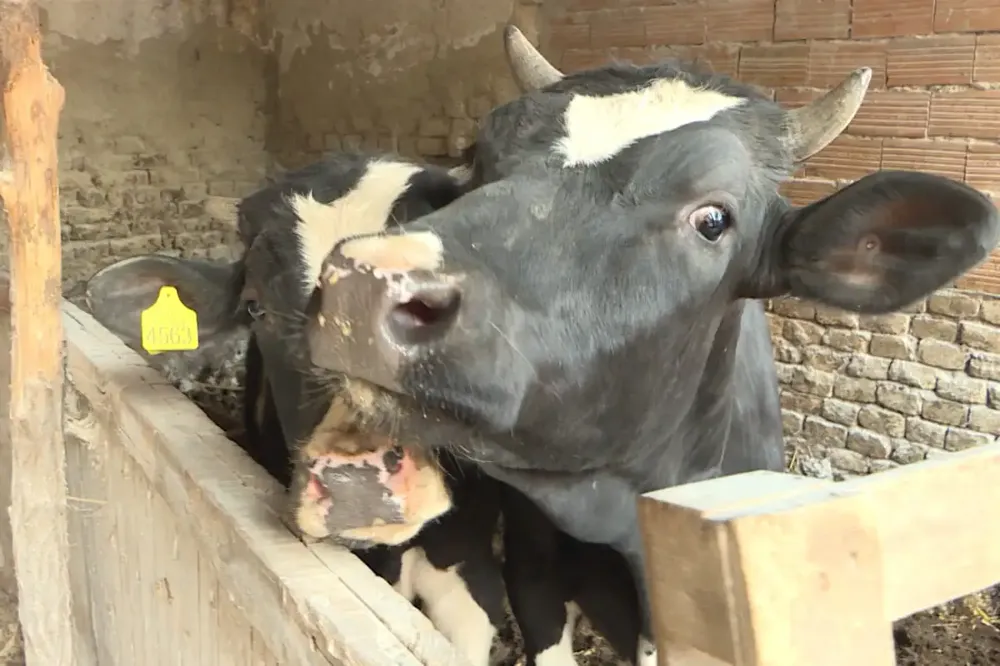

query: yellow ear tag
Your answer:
[140,287,199,356]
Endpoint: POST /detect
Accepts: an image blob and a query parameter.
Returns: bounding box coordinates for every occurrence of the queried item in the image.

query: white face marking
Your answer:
[394,548,495,666]
[535,601,580,666]
[636,635,657,666]
[556,78,745,167]
[290,160,423,294]
[340,230,445,274]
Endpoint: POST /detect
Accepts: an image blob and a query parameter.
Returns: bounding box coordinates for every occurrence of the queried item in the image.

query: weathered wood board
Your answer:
[638,447,1000,666]
[0,298,471,665]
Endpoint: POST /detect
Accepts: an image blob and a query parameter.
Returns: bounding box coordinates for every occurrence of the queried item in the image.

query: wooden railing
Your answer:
[638,442,1000,666]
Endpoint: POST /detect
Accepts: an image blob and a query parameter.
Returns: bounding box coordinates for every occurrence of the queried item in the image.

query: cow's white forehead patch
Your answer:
[555,78,745,167]
[291,160,422,294]
[340,230,445,274]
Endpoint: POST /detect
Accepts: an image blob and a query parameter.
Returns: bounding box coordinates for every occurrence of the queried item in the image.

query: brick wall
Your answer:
[34,22,271,288]
[543,0,1000,477]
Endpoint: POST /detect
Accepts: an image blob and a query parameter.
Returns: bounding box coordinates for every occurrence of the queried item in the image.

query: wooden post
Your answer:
[0,2,79,665]
[638,471,895,666]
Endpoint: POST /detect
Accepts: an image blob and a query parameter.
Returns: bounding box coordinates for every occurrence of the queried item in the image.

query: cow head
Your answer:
[303,26,1000,474]
[84,155,473,548]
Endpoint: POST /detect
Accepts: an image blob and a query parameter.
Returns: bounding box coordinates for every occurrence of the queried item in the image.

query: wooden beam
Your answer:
[0,2,78,665]
[638,444,1000,666]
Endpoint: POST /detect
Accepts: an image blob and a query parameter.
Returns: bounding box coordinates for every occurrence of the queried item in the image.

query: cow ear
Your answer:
[85,254,246,348]
[776,171,1000,313]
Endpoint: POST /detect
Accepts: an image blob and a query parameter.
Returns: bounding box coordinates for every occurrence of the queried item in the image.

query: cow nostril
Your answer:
[394,298,450,326]
[387,285,461,345]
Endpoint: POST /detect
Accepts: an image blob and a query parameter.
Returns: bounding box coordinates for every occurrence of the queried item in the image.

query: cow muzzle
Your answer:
[307,230,465,392]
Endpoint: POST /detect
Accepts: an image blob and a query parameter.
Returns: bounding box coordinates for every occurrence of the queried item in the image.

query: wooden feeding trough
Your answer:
[0,3,469,664]
[1,291,473,666]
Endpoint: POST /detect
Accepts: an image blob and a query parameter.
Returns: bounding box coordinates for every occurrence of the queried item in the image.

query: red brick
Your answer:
[974,34,1000,83]
[775,0,851,40]
[560,49,609,73]
[935,0,1000,33]
[775,88,823,109]
[705,0,775,42]
[887,36,976,86]
[739,44,810,89]
[929,91,1000,140]
[851,0,934,38]
[965,143,1000,193]
[644,4,708,46]
[780,179,838,206]
[565,0,620,10]
[804,136,883,181]
[957,254,1000,295]
[611,47,662,66]
[808,41,887,89]
[675,44,741,78]
[548,20,592,52]
[848,92,931,138]
[881,139,967,181]
[589,8,646,48]
[567,0,679,6]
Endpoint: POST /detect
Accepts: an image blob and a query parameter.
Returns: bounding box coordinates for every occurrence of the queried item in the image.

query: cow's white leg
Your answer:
[534,601,580,666]
[408,548,495,666]
[637,634,657,666]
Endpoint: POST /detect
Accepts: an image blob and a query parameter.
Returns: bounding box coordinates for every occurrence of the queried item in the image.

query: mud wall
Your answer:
[17,1,273,287]
[264,0,546,168]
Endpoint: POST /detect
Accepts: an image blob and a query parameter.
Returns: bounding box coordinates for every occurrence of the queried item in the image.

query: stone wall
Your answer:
[32,1,273,287]
[542,0,1000,472]
[766,292,1000,479]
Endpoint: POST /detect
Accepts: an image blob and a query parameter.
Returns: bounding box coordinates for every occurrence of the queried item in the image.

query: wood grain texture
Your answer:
[638,447,1000,665]
[0,2,79,663]
[62,301,469,666]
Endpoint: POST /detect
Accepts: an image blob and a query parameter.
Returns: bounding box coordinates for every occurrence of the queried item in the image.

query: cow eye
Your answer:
[246,300,265,320]
[689,205,731,242]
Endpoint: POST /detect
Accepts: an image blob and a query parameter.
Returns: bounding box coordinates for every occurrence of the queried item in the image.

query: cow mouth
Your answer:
[305,473,330,500]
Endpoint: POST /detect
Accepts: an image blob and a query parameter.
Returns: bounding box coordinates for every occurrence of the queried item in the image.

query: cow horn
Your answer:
[503,24,564,92]
[784,67,872,162]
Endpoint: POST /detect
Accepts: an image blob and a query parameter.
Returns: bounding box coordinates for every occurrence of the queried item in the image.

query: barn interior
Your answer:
[1,0,1000,663]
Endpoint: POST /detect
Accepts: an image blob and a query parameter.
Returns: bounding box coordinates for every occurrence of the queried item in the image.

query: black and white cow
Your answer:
[84,154,506,665]
[501,482,641,665]
[85,25,1000,665]
[288,26,1000,665]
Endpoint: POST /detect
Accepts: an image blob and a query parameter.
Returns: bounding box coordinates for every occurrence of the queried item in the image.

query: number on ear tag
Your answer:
[140,287,199,355]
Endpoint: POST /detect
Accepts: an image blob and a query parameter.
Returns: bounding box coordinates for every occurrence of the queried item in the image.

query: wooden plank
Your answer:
[0,2,79,664]
[62,301,465,666]
[307,542,468,662]
[823,443,1000,618]
[0,283,13,594]
[638,445,1000,665]
[63,385,106,666]
[64,400,119,666]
